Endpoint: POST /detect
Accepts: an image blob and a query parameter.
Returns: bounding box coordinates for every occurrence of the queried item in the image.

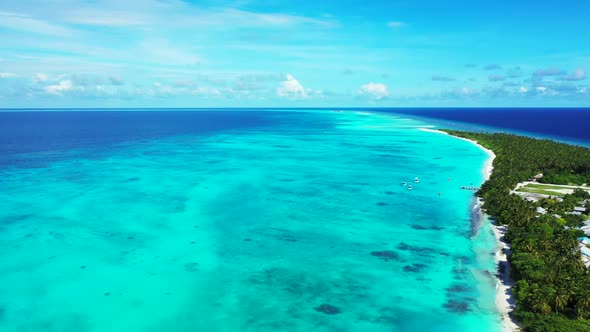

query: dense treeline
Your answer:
[443,130,590,332]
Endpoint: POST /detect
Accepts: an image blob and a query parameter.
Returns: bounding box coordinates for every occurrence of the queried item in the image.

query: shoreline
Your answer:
[420,128,518,332]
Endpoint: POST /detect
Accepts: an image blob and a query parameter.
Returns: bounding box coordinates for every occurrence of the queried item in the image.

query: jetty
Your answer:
[460,186,480,191]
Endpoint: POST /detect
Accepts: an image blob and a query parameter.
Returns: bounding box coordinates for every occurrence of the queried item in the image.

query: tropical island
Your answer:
[443,130,590,332]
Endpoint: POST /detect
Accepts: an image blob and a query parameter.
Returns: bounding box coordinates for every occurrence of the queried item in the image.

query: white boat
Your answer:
[407,185,413,190]
[414,177,420,183]
[401,182,407,186]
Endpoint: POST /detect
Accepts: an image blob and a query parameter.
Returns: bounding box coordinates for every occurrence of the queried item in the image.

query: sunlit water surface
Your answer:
[0,110,500,331]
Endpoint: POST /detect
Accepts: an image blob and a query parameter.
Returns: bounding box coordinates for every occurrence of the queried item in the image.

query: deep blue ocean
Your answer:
[0,111,283,168]
[376,108,590,146]
[2,109,589,163]
[0,108,587,332]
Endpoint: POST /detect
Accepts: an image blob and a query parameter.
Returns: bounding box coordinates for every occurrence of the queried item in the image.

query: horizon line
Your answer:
[2,107,590,111]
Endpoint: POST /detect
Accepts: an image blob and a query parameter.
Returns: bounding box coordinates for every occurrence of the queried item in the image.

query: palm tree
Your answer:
[576,293,590,319]
[554,292,569,314]
[532,299,552,315]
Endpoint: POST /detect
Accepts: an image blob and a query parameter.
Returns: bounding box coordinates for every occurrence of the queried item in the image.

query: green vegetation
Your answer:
[517,183,590,197]
[574,188,590,200]
[526,184,589,191]
[516,186,565,197]
[443,130,590,332]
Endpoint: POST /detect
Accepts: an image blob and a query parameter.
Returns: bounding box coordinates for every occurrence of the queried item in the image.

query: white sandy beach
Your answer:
[420,128,519,332]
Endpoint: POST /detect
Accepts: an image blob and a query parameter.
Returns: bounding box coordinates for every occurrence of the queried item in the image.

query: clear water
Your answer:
[0,110,500,331]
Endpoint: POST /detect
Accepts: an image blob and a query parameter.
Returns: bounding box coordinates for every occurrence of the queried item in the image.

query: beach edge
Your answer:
[419,128,518,332]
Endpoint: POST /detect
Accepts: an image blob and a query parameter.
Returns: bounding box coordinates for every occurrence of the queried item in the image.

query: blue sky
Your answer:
[0,0,589,108]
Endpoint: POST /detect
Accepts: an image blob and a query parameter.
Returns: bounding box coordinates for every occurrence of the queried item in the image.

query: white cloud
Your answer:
[133,39,201,66]
[109,76,124,85]
[12,1,335,29]
[536,86,547,93]
[460,87,471,95]
[358,82,390,100]
[0,2,338,91]
[437,87,480,99]
[519,86,528,93]
[61,8,150,27]
[0,72,17,78]
[45,80,73,95]
[218,9,336,28]
[432,75,455,82]
[533,68,564,78]
[277,74,307,98]
[488,74,505,82]
[192,86,222,96]
[0,11,73,36]
[33,73,49,83]
[562,68,585,81]
[533,86,558,96]
[123,81,228,98]
[387,21,404,28]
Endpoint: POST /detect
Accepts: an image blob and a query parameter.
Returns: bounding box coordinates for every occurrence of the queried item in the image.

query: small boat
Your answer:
[414,177,420,183]
[407,185,413,190]
[401,182,407,186]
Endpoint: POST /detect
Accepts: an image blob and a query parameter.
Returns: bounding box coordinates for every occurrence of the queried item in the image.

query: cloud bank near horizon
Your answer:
[0,0,589,107]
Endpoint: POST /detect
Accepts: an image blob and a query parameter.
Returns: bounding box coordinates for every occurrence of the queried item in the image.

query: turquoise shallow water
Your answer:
[0,110,500,331]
